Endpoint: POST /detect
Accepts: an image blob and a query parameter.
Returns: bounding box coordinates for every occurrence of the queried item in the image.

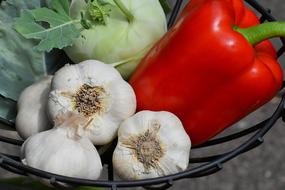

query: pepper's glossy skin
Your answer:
[129,0,283,146]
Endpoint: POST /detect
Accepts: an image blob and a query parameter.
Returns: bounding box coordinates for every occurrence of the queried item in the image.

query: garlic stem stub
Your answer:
[113,111,191,180]
[48,60,136,145]
[16,76,53,140]
[21,112,102,180]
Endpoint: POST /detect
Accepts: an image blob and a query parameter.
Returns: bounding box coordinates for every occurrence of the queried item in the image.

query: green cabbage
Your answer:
[0,0,45,126]
[0,0,65,127]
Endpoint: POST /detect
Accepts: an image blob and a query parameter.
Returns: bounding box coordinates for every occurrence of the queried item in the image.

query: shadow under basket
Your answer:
[1,0,285,189]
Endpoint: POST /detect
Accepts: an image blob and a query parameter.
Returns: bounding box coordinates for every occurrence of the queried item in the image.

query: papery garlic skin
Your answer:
[21,112,102,180]
[47,60,136,145]
[16,76,53,139]
[113,111,191,180]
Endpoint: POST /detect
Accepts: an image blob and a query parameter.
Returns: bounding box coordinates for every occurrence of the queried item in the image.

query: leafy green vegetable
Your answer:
[0,0,65,129]
[88,0,112,25]
[14,0,81,52]
[0,0,46,101]
[0,96,16,130]
[14,0,113,52]
[48,0,70,16]
[14,0,167,79]
[0,0,46,128]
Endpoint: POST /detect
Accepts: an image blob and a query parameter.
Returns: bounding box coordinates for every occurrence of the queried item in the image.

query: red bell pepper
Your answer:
[129,0,284,146]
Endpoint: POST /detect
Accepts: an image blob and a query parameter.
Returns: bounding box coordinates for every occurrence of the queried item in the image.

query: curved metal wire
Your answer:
[245,0,285,56]
[167,0,184,29]
[0,0,285,189]
[0,135,23,146]
[0,95,283,189]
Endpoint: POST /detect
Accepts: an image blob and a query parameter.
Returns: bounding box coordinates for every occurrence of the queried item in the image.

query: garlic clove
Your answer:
[51,60,122,93]
[75,60,122,82]
[85,81,137,145]
[50,64,83,93]
[16,76,53,140]
[48,90,74,120]
[113,111,191,180]
[21,112,103,180]
[47,60,136,145]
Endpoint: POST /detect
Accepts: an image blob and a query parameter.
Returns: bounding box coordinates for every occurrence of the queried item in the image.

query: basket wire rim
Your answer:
[0,0,285,189]
[0,94,283,188]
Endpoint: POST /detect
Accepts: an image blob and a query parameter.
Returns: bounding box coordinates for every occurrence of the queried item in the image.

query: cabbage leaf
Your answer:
[14,0,81,52]
[0,0,47,128]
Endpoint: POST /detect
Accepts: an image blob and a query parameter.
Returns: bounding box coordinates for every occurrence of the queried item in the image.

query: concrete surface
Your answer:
[1,0,285,190]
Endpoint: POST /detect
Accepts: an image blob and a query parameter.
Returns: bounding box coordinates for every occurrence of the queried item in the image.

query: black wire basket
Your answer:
[1,0,285,189]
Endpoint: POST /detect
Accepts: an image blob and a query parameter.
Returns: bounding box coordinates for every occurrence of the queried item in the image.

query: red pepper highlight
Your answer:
[129,0,283,146]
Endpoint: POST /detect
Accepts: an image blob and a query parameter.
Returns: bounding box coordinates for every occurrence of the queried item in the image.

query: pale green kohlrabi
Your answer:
[64,0,167,79]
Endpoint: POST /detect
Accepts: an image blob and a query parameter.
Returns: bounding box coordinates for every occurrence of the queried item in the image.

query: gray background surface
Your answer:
[1,0,285,190]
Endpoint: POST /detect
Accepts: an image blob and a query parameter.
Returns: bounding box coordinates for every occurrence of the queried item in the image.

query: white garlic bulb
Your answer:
[21,112,102,180]
[113,111,191,180]
[16,76,53,139]
[47,60,136,145]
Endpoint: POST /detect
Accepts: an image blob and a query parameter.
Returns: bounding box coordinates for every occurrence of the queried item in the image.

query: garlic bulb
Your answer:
[16,76,52,139]
[47,60,136,145]
[113,111,191,180]
[21,112,102,180]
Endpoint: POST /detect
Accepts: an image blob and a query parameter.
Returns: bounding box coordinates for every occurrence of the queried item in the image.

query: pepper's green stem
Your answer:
[234,22,285,46]
[113,0,134,23]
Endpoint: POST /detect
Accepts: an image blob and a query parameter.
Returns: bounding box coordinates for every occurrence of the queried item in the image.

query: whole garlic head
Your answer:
[113,111,191,180]
[16,76,52,139]
[48,60,136,145]
[21,112,102,180]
